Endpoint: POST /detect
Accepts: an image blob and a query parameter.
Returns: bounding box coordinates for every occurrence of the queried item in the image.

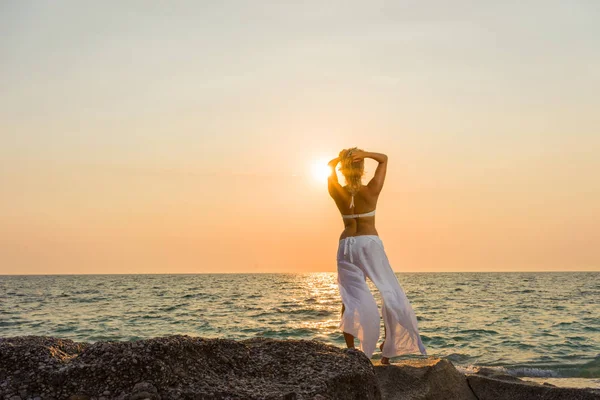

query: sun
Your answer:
[311,159,331,183]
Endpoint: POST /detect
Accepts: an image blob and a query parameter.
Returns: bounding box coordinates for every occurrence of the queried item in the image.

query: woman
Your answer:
[328,148,426,364]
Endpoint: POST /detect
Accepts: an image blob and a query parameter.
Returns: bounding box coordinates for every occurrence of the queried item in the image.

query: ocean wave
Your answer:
[459,329,499,335]
[458,357,600,379]
[508,367,560,378]
[181,293,209,299]
[159,303,190,312]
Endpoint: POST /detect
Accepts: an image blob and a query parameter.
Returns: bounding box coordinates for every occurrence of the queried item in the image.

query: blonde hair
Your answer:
[339,147,365,196]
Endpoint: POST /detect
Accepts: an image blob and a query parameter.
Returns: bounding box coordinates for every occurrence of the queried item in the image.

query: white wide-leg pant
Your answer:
[337,235,427,359]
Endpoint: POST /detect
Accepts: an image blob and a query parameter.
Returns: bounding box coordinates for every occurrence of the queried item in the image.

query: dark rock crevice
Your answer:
[464,374,481,400]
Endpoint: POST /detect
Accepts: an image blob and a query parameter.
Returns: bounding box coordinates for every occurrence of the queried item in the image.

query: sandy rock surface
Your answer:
[0,335,380,400]
[374,358,477,400]
[466,374,600,400]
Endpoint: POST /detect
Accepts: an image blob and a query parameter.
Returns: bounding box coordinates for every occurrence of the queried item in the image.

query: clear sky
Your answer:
[1,1,599,274]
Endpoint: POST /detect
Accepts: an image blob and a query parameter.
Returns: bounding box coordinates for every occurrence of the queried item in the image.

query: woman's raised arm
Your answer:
[367,152,388,194]
[351,151,388,194]
[327,156,342,197]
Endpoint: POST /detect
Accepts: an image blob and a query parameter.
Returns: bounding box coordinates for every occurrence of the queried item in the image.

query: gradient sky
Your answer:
[1,1,599,274]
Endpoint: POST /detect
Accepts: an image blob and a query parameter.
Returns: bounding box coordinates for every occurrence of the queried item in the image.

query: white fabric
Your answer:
[337,235,427,359]
[341,209,376,219]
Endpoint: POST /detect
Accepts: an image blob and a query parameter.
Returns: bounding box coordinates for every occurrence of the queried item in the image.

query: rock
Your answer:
[0,335,380,400]
[131,382,157,394]
[466,374,600,400]
[5,335,598,400]
[374,358,477,400]
[129,392,160,400]
[129,382,160,400]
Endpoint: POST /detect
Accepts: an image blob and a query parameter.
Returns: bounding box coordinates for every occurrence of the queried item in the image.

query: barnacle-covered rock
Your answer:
[0,335,380,400]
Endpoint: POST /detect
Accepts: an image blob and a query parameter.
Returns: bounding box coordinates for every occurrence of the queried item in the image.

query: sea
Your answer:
[1,272,599,388]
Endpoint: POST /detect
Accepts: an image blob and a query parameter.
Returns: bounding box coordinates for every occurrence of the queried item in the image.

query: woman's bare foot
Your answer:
[380,341,390,365]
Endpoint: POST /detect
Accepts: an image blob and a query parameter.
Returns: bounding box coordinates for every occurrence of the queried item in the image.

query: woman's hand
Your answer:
[350,150,368,162]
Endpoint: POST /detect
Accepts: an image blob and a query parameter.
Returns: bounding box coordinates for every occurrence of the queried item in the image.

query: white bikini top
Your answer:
[341,194,376,219]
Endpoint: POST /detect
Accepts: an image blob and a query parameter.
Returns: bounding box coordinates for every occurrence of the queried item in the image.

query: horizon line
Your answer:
[1,270,598,277]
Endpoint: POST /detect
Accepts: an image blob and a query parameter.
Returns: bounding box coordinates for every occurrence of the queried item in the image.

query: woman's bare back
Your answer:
[334,185,379,240]
[328,150,389,240]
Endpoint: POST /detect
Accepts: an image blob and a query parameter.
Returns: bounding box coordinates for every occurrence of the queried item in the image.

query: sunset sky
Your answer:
[1,1,599,274]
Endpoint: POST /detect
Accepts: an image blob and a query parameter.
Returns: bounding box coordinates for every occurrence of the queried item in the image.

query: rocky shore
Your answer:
[1,335,599,400]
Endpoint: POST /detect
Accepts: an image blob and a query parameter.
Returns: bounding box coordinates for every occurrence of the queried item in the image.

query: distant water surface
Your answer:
[1,272,599,387]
